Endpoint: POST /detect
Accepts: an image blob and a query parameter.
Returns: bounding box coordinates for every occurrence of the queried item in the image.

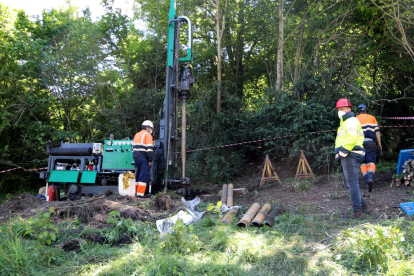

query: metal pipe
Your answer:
[252,203,272,227]
[263,205,285,227]
[221,208,238,225]
[227,184,233,207]
[47,147,92,156]
[221,184,228,205]
[174,92,178,167]
[181,99,186,178]
[237,203,260,227]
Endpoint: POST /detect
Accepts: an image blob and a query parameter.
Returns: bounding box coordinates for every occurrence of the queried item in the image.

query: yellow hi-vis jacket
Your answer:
[334,112,365,162]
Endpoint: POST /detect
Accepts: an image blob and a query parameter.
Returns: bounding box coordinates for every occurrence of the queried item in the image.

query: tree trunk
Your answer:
[373,52,377,88]
[313,34,322,71]
[276,0,284,91]
[210,0,227,113]
[216,0,222,113]
[293,26,304,85]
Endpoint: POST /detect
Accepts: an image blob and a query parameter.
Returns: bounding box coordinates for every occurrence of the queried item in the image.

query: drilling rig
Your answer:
[40,0,194,199]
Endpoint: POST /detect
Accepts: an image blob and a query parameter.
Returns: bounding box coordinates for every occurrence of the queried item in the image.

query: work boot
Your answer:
[362,204,370,214]
[342,210,364,219]
[368,179,374,192]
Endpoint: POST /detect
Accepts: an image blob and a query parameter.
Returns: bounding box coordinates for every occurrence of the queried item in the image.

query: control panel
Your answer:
[93,143,103,154]
[101,140,135,170]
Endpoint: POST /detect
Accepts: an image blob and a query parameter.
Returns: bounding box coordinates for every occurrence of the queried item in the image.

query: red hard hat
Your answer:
[335,98,353,109]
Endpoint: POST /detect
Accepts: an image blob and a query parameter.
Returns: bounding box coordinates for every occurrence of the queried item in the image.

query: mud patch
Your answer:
[60,239,86,252]
[0,193,42,217]
[84,233,105,244]
[153,194,176,211]
[47,198,155,224]
[116,233,135,245]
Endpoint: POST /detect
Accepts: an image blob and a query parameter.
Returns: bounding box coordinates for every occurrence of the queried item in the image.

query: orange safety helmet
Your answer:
[335,98,353,109]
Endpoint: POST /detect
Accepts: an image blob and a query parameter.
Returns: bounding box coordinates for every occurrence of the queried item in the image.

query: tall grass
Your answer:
[0,224,33,275]
[334,223,407,273]
[0,211,413,275]
[0,220,67,276]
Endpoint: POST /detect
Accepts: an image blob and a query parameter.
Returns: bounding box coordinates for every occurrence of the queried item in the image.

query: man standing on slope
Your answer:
[334,98,369,218]
[356,104,382,193]
[133,120,154,197]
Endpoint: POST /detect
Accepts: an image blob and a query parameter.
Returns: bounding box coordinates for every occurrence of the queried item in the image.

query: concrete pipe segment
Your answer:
[221,184,228,205]
[252,203,272,227]
[263,205,285,227]
[227,184,234,207]
[237,203,260,227]
[220,208,238,225]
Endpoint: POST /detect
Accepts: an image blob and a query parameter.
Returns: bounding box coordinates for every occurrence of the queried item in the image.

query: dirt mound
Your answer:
[84,233,105,244]
[116,233,135,245]
[0,193,42,217]
[60,239,86,252]
[153,193,176,211]
[49,198,155,224]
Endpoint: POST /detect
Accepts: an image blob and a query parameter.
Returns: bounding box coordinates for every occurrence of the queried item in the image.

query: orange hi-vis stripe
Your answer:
[361,164,369,175]
[136,182,147,196]
[367,163,376,173]
[361,163,376,175]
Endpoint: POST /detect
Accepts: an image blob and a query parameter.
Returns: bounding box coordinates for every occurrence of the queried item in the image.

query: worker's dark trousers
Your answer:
[134,159,150,183]
[360,139,377,187]
[341,155,367,212]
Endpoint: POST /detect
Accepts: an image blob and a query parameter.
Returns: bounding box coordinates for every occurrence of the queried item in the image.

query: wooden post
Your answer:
[295,150,316,181]
[260,154,282,187]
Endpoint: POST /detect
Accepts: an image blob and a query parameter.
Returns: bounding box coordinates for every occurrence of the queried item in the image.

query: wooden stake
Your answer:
[260,154,282,187]
[295,150,316,181]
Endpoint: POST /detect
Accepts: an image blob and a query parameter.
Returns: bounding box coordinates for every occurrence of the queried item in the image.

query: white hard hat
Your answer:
[142,120,154,128]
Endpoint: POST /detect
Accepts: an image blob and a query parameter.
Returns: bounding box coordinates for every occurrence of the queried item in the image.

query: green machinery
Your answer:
[40,0,194,199]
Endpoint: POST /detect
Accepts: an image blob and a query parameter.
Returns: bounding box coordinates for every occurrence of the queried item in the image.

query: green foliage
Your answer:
[1,0,413,193]
[293,179,312,191]
[159,219,200,254]
[1,204,414,275]
[104,210,140,243]
[376,161,397,173]
[392,173,404,179]
[335,224,406,273]
[0,222,65,276]
[12,208,58,245]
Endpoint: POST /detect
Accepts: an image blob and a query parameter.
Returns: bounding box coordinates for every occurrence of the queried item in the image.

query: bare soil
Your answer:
[1,167,412,225]
[153,193,176,211]
[0,193,43,216]
[0,192,158,226]
[224,168,414,218]
[60,239,85,252]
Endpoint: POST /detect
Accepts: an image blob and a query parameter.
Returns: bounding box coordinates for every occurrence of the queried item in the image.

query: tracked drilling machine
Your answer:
[40,0,194,199]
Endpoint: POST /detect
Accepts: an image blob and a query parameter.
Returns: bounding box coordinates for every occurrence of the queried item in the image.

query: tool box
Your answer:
[400,202,414,216]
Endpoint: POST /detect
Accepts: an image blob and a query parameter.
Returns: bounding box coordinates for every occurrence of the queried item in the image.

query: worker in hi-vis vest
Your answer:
[356,104,382,193]
[133,120,154,197]
[334,98,369,219]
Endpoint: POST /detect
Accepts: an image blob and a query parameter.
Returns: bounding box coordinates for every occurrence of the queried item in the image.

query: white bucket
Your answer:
[118,174,136,196]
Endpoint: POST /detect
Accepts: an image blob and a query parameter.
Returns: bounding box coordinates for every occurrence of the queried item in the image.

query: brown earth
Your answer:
[1,169,413,225]
[214,168,414,218]
[0,193,43,216]
[0,192,161,226]
[59,238,86,252]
